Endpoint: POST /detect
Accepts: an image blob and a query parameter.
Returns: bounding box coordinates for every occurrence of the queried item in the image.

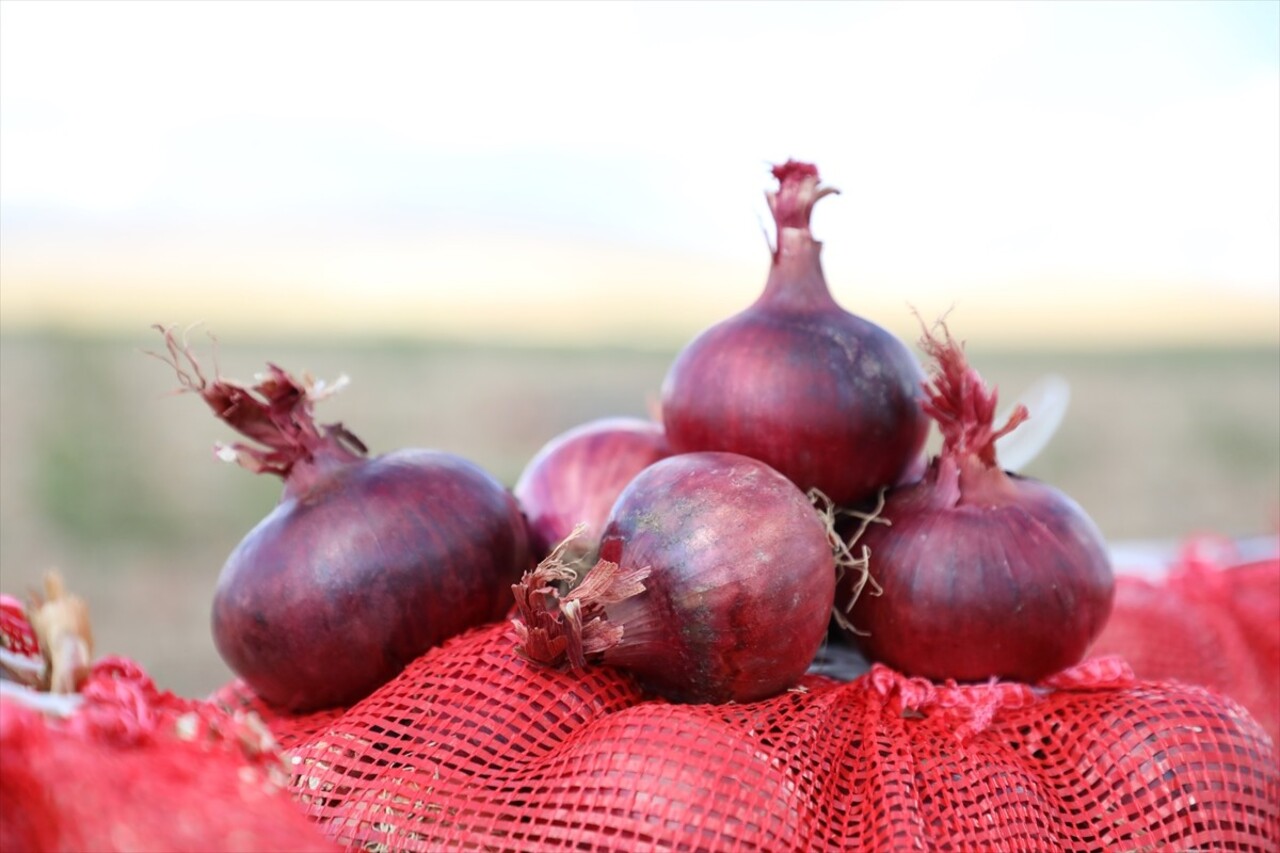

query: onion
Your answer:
[834,322,1114,683]
[512,451,835,703]
[513,416,670,565]
[153,328,531,712]
[660,161,929,506]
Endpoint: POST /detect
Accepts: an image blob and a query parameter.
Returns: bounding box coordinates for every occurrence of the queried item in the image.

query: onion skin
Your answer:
[844,469,1114,682]
[514,451,836,704]
[513,417,670,562]
[836,324,1114,683]
[661,161,928,506]
[214,450,529,712]
[154,327,531,712]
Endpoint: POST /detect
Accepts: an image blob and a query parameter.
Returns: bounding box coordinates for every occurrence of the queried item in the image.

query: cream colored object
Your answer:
[995,374,1071,473]
[27,572,94,694]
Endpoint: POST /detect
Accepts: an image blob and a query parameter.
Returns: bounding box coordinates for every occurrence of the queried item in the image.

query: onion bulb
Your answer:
[153,327,531,712]
[834,322,1114,683]
[512,451,835,703]
[660,161,929,506]
[513,416,670,565]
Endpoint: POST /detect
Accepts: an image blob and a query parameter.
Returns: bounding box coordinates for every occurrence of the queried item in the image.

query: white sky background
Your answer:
[1,0,1277,347]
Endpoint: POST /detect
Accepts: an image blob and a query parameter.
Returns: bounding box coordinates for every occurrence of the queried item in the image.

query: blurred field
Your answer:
[1,329,1277,698]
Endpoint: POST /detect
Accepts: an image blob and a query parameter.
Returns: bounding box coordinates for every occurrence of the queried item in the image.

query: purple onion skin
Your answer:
[661,162,929,506]
[596,451,835,703]
[662,312,928,507]
[213,450,532,712]
[841,471,1115,683]
[513,417,670,561]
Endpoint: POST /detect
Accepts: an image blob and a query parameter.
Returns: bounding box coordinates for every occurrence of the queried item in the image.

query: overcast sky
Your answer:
[1,0,1277,346]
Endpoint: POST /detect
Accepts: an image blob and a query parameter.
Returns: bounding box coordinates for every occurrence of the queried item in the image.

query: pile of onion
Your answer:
[512,451,835,704]
[834,322,1115,683]
[660,161,929,506]
[154,327,531,712]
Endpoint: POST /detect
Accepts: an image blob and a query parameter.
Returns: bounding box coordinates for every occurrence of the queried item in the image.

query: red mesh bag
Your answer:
[0,594,39,657]
[1092,538,1280,744]
[213,620,1280,852]
[0,612,336,852]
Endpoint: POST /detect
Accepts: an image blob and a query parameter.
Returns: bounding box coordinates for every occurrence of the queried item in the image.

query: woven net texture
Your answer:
[0,649,337,852]
[5,544,1278,853]
[212,618,1280,852]
[1092,547,1280,745]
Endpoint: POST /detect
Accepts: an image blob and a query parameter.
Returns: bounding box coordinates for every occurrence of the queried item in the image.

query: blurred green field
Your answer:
[1,329,1277,698]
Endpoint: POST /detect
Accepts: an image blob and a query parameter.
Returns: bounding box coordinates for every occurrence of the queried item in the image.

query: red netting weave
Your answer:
[1092,544,1280,745]
[0,594,39,657]
[0,655,337,852]
[213,620,1280,852]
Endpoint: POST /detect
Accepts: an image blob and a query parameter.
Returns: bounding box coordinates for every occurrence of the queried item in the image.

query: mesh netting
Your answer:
[212,620,1280,852]
[0,655,337,852]
[1092,548,1280,745]
[0,594,39,657]
[5,547,1278,852]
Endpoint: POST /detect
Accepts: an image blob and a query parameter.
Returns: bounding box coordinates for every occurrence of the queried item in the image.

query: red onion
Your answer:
[154,328,531,712]
[512,451,835,703]
[834,323,1114,683]
[513,416,670,564]
[660,161,929,506]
